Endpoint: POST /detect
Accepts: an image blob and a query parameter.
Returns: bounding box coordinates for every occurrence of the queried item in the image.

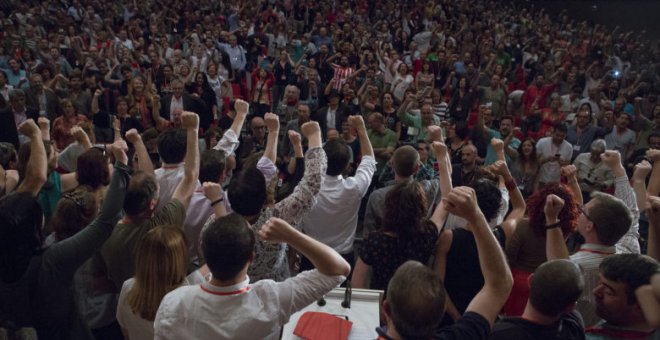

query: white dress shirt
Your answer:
[154,270,345,340]
[300,156,377,254]
[155,129,240,213]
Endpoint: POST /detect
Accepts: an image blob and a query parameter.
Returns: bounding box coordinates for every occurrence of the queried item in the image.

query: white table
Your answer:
[280,288,383,339]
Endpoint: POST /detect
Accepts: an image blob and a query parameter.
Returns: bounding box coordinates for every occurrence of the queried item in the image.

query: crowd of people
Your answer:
[1,0,660,339]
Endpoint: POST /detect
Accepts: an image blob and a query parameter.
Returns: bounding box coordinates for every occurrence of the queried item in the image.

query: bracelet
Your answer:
[504,178,517,191]
[211,197,224,207]
[545,221,562,230]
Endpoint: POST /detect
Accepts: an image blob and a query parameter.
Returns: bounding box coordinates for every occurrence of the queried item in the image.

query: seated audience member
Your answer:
[604,111,636,161]
[153,214,350,339]
[492,260,585,340]
[300,115,376,271]
[545,151,640,326]
[574,139,615,202]
[585,254,660,339]
[379,186,513,339]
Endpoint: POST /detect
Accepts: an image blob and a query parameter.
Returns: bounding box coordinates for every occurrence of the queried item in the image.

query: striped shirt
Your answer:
[331,64,354,90]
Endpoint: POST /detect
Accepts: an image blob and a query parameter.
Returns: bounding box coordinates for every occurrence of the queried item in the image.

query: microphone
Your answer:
[341,280,352,308]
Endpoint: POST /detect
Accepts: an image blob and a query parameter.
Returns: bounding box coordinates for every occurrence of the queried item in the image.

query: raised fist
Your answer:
[348,115,365,132]
[633,159,652,179]
[202,182,223,202]
[18,120,40,137]
[181,111,199,130]
[560,164,578,181]
[288,130,301,146]
[544,194,565,222]
[258,217,295,244]
[491,138,504,153]
[37,117,50,131]
[432,141,448,158]
[125,129,141,144]
[264,112,279,132]
[600,150,622,169]
[234,99,249,116]
[70,126,88,143]
[300,121,321,138]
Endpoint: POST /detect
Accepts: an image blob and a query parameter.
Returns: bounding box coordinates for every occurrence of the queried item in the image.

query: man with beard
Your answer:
[485,115,520,166]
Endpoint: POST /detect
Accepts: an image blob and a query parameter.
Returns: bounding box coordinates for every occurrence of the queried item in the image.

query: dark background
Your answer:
[521,0,660,39]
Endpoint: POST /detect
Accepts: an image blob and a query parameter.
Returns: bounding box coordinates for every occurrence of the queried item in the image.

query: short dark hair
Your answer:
[199,149,227,183]
[588,192,632,246]
[600,254,660,304]
[472,178,502,222]
[647,131,660,144]
[202,213,255,281]
[124,171,159,216]
[227,166,266,217]
[323,139,350,176]
[76,148,110,190]
[529,260,584,316]
[387,261,446,338]
[500,115,514,124]
[391,145,419,178]
[157,128,187,164]
[554,122,568,133]
[0,142,17,169]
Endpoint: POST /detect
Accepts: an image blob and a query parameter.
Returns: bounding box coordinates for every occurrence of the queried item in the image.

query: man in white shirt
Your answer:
[154,99,248,212]
[300,115,376,271]
[154,214,350,340]
[536,123,573,185]
[546,150,641,327]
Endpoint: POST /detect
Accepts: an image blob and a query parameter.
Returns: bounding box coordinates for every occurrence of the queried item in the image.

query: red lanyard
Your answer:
[200,285,250,296]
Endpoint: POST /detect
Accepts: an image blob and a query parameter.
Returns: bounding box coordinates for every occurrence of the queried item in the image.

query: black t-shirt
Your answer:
[434,312,491,340]
[491,311,585,340]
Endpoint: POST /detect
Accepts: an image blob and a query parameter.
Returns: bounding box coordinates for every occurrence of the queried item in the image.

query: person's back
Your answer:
[492,260,585,340]
[154,214,350,339]
[300,116,376,263]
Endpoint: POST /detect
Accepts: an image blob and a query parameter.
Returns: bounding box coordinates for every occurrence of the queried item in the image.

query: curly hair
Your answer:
[50,186,97,241]
[526,183,578,237]
[383,181,430,240]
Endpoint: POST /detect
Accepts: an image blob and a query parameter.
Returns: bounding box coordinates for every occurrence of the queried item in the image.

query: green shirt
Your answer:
[368,128,398,173]
[399,110,440,142]
[98,199,186,290]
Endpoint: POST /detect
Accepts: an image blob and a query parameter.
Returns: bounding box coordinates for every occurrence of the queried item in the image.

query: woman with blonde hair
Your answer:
[117,226,206,339]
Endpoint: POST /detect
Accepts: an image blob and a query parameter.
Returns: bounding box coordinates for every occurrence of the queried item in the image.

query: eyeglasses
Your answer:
[578,205,592,222]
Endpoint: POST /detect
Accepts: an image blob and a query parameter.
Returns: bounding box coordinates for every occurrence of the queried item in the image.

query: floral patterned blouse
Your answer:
[203,147,327,282]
